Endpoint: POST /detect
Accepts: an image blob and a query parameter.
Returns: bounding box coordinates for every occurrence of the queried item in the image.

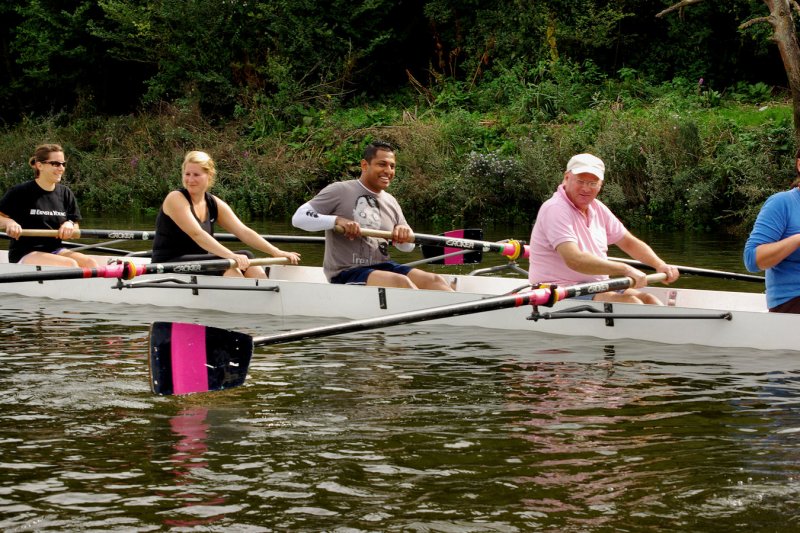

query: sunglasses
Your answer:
[41,160,67,168]
[574,178,601,189]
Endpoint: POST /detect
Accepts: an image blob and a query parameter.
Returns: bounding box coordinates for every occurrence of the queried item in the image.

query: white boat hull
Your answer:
[0,252,791,351]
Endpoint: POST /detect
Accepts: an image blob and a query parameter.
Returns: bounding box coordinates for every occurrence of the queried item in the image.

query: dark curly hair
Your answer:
[363,140,394,162]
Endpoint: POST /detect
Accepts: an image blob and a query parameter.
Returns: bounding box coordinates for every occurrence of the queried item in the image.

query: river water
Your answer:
[1,220,798,531]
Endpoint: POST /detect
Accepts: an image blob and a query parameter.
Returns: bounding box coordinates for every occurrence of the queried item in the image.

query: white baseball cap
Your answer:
[566,153,605,181]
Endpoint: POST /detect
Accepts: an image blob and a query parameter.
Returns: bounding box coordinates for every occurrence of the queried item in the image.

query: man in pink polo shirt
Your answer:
[528,153,679,304]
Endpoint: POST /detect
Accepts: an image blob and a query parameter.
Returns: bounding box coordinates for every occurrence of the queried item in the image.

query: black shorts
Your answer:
[331,261,413,285]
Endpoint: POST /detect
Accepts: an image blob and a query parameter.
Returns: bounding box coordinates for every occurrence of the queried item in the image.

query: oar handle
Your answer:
[17,229,61,237]
[609,257,764,283]
[336,226,529,259]
[250,257,290,267]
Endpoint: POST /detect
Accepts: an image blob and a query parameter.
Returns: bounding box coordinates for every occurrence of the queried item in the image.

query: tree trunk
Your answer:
[658,0,800,145]
[765,0,800,146]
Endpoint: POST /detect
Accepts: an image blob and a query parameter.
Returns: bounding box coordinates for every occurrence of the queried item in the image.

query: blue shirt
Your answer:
[743,187,800,308]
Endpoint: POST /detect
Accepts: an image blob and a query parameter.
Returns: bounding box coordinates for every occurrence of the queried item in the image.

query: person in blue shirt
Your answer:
[743,149,800,312]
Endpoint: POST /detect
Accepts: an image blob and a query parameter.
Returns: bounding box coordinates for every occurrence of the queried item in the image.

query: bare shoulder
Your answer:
[162,190,190,215]
[164,190,188,203]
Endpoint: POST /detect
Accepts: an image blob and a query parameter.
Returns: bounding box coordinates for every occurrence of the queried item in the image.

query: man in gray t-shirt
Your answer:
[292,140,452,291]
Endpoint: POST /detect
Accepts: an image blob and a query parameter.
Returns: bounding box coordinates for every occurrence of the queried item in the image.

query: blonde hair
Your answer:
[29,143,64,178]
[182,150,217,187]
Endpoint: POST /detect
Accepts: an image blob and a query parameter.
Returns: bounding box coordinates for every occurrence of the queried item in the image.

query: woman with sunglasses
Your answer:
[0,143,98,267]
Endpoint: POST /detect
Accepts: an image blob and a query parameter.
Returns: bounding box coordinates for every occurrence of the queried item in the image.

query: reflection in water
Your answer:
[504,355,656,526]
[499,344,800,529]
[0,293,799,530]
[164,406,227,527]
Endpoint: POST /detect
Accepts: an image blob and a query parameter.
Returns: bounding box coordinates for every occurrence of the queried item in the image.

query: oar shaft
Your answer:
[341,227,529,259]
[215,233,324,244]
[252,273,665,346]
[7,229,325,244]
[12,229,154,239]
[148,273,665,395]
[609,257,764,283]
[0,257,288,283]
[138,256,288,276]
[403,249,472,267]
[61,241,134,255]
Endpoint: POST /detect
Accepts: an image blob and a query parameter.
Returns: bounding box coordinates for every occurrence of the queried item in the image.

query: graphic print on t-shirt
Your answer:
[352,194,389,263]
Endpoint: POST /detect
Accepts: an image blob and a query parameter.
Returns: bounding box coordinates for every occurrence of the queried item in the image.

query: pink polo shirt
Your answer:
[528,184,627,285]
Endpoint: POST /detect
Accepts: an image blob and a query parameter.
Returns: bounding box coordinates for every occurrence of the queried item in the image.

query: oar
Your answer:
[608,257,764,283]
[3,229,325,244]
[420,229,483,265]
[403,249,473,267]
[0,256,289,284]
[148,273,666,395]
[62,239,128,253]
[335,227,529,260]
[61,241,135,255]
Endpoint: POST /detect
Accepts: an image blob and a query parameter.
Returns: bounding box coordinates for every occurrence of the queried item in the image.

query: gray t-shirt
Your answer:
[307,179,408,280]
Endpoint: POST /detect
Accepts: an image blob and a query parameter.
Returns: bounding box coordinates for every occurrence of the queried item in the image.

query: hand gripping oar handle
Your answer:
[148,273,665,395]
[608,257,764,283]
[7,229,324,244]
[335,226,529,260]
[0,256,289,284]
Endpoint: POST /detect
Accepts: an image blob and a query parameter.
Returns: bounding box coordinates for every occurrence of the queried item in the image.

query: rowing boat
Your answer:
[0,251,789,351]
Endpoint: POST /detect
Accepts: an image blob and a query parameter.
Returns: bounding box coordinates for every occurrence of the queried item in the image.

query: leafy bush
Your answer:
[729,81,773,104]
[0,75,794,236]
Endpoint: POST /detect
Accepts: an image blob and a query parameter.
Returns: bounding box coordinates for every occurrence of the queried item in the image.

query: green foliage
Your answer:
[711,116,795,233]
[729,81,773,104]
[0,1,797,238]
[1,0,786,125]
[10,1,106,115]
[0,83,795,235]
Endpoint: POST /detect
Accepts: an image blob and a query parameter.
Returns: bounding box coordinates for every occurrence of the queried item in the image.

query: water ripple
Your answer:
[1,295,799,529]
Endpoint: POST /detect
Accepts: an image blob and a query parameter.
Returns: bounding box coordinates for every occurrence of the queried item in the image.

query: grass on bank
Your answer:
[0,78,794,235]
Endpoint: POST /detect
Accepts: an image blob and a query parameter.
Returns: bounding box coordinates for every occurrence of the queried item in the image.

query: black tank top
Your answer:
[151,189,218,262]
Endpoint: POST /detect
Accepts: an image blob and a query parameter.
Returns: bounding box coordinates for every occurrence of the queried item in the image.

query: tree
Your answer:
[657,0,800,145]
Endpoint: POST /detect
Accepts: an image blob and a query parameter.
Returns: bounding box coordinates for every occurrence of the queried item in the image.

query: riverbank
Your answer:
[0,86,793,234]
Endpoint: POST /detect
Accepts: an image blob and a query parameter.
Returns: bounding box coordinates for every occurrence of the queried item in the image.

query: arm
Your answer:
[615,232,680,283]
[743,193,799,272]
[556,241,649,287]
[292,202,338,232]
[55,187,81,240]
[0,211,21,239]
[555,230,679,288]
[162,191,245,266]
[752,235,800,270]
[391,224,415,252]
[292,201,364,240]
[57,219,78,240]
[216,199,300,264]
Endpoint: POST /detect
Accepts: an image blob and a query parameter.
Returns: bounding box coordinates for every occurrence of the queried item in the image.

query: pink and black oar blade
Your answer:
[421,229,483,265]
[149,322,254,395]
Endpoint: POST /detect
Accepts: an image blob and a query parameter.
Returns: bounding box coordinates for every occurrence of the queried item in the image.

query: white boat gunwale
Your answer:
[0,251,788,351]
